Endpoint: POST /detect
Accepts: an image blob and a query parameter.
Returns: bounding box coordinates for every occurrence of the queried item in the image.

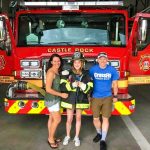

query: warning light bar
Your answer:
[19,1,124,9]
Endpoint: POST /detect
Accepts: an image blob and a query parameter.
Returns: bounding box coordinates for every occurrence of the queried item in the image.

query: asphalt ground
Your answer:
[0,84,150,150]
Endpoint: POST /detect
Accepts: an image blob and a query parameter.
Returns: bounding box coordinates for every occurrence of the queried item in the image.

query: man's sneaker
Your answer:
[100,140,107,150]
[63,136,70,145]
[93,133,102,143]
[73,137,80,147]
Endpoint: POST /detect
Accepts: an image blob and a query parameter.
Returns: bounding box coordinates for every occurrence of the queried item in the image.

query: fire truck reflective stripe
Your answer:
[8,100,28,114]
[128,76,150,85]
[4,99,17,112]
[82,109,93,115]
[40,107,49,114]
[18,100,34,114]
[118,80,128,88]
[5,100,135,115]
[82,110,87,115]
[131,99,135,105]
[114,101,131,115]
[61,101,73,109]
[76,104,89,109]
[27,101,45,114]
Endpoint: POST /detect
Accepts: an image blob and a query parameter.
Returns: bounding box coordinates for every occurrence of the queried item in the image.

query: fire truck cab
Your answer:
[0,1,150,115]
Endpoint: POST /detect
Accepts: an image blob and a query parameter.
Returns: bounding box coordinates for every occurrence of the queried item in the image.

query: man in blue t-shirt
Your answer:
[89,52,119,150]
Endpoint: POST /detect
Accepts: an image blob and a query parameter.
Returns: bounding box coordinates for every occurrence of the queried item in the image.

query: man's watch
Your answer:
[113,95,118,98]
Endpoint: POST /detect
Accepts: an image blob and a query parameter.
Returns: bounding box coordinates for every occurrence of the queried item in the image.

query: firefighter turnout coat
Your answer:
[60,70,93,109]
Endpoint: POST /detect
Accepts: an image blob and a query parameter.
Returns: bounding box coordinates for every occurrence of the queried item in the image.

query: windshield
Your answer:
[18,13,126,46]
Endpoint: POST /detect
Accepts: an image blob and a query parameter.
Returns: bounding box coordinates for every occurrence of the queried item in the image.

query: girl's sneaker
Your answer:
[63,136,70,145]
[73,137,80,147]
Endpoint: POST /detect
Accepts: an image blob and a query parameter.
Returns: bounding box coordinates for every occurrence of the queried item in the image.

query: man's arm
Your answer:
[112,80,118,102]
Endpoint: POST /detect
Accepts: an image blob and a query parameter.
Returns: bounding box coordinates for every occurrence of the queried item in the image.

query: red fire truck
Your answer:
[0,1,150,115]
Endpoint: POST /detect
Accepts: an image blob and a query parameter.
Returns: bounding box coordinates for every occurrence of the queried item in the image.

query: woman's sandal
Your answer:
[55,138,62,143]
[47,140,58,149]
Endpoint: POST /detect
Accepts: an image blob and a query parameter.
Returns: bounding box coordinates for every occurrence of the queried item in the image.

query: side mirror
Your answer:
[0,18,6,41]
[138,19,148,42]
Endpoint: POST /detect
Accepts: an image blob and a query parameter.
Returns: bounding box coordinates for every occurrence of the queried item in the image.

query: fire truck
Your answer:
[0,0,150,115]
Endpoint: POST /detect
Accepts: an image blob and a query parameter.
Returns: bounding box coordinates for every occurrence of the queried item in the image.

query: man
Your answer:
[89,52,119,150]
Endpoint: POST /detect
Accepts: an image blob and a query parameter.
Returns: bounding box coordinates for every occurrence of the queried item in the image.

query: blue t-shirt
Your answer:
[89,64,119,98]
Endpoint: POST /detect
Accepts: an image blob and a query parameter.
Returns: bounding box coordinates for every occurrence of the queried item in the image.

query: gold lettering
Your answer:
[47,48,51,52]
[89,49,94,52]
[48,48,72,53]
[75,48,94,53]
[48,48,93,53]
[67,48,71,52]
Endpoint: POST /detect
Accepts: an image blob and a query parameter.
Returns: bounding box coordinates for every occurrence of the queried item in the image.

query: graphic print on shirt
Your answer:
[94,73,111,80]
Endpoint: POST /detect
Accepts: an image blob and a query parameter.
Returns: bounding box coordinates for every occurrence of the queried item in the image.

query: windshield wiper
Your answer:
[74,42,101,45]
[45,42,72,45]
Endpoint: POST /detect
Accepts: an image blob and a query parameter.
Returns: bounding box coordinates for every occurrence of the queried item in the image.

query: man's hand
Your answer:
[113,97,118,103]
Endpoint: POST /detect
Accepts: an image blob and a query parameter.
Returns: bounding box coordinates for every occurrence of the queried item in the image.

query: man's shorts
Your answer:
[48,102,60,112]
[91,96,113,118]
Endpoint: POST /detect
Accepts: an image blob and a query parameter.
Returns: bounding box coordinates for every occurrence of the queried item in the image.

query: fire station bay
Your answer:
[0,1,150,150]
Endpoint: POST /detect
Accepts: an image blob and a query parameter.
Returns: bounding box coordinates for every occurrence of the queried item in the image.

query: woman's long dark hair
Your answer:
[46,54,63,73]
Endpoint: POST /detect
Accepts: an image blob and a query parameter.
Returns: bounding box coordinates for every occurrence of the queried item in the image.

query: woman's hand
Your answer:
[61,93,68,99]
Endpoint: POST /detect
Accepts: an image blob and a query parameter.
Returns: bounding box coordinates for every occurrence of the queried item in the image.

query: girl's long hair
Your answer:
[72,60,84,75]
[46,54,63,73]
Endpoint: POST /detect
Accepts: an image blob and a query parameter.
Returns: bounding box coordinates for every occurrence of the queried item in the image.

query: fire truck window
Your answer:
[110,17,125,46]
[18,14,126,47]
[137,18,150,50]
[145,19,150,46]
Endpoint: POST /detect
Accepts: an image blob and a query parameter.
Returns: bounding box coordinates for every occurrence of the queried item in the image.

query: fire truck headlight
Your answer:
[30,71,41,78]
[20,60,40,68]
[21,61,30,67]
[21,71,30,78]
[30,61,40,67]
[110,60,120,68]
[21,70,41,78]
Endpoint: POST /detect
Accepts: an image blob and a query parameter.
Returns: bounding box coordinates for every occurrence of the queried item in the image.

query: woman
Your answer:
[60,52,93,147]
[45,54,68,149]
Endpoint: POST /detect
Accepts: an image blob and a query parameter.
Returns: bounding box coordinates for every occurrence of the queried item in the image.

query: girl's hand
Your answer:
[72,81,78,88]
[78,82,86,91]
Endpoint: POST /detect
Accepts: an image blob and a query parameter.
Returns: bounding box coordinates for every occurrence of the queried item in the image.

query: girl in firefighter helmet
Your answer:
[60,52,93,147]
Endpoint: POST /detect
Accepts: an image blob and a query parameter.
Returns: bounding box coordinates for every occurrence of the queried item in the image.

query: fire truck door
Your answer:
[129,13,150,82]
[0,15,14,83]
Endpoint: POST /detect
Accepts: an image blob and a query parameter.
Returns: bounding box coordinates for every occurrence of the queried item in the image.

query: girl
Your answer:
[60,52,93,147]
